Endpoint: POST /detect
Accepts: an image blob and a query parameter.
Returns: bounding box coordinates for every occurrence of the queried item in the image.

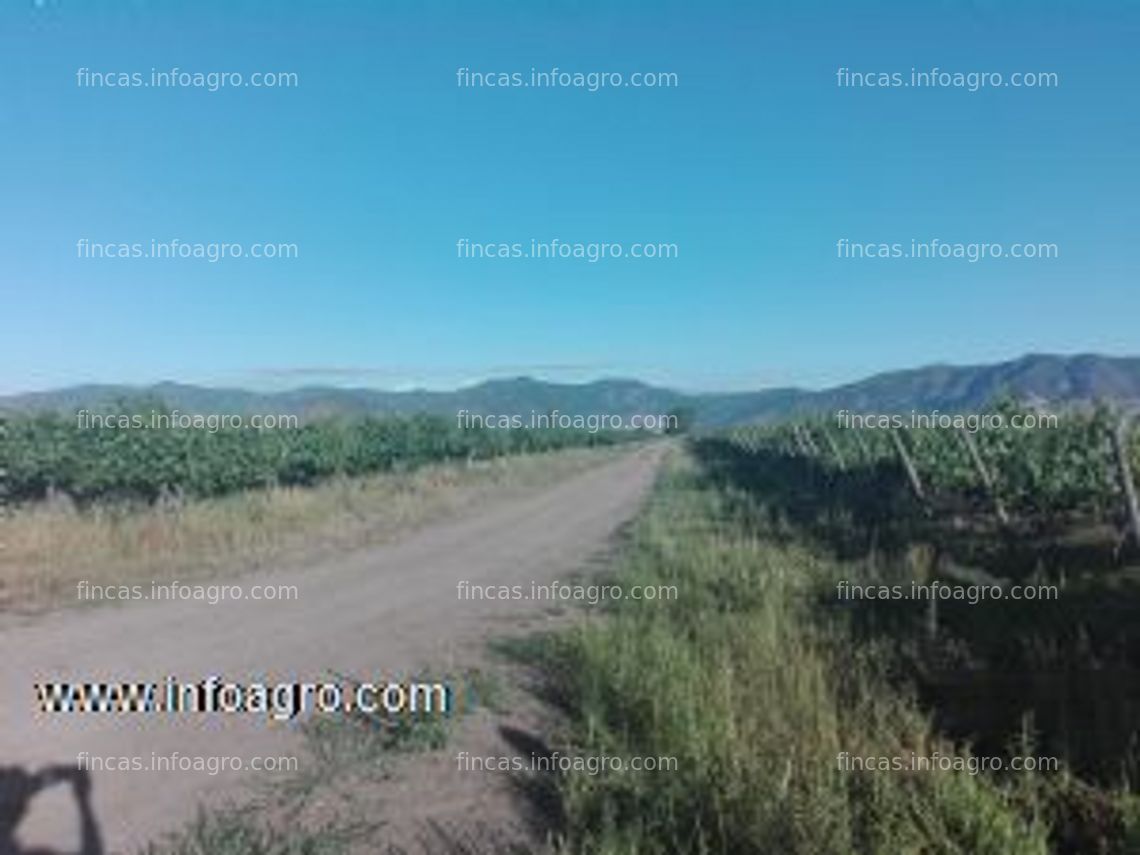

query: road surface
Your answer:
[0,445,664,853]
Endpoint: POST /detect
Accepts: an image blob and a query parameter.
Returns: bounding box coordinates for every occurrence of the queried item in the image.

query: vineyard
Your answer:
[680,403,1140,850]
[0,410,637,506]
[711,401,1140,560]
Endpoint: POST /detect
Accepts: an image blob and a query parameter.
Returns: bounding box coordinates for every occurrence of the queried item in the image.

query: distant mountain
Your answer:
[698,353,1140,425]
[0,377,689,424]
[3,354,1139,427]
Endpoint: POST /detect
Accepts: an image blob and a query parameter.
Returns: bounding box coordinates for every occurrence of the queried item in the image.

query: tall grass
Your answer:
[533,451,1056,854]
[0,446,625,611]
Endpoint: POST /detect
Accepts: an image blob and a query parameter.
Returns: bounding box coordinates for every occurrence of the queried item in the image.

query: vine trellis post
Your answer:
[1110,414,1140,549]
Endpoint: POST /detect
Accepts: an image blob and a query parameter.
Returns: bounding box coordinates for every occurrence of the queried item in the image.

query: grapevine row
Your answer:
[723,401,1140,539]
[0,411,635,506]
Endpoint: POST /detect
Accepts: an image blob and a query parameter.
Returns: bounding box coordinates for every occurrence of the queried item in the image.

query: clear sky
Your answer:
[1,0,1137,395]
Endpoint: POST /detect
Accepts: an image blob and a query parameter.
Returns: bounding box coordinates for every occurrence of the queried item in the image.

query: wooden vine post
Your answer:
[958,428,1010,527]
[889,427,927,505]
[888,427,937,635]
[1110,414,1140,549]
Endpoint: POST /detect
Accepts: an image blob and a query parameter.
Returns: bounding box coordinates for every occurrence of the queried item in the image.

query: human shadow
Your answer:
[0,766,103,855]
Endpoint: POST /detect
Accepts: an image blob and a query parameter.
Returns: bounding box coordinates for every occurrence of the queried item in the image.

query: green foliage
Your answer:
[0,411,634,505]
[728,403,1135,523]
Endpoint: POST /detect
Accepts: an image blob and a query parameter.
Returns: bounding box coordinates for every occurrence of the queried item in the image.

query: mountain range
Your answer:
[3,354,1138,427]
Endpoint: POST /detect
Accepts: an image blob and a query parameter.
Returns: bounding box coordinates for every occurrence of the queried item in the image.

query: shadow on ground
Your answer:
[0,765,103,855]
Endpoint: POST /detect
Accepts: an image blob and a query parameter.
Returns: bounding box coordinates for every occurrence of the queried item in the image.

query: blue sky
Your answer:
[1,0,1137,394]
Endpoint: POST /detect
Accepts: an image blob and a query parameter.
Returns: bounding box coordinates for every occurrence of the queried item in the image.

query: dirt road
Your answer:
[0,445,664,853]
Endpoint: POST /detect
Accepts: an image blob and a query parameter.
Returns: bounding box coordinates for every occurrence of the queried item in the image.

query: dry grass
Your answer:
[0,446,629,612]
